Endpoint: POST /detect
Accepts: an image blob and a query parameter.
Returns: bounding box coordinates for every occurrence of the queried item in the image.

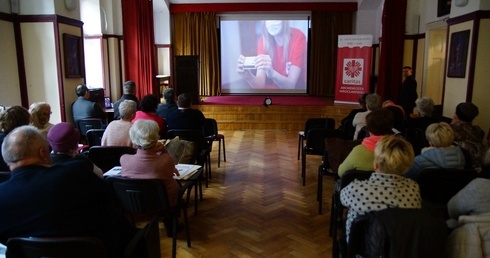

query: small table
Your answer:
[156,74,170,97]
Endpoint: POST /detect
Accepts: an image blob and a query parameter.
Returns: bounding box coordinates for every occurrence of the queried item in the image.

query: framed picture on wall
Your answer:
[437,0,451,17]
[63,33,84,78]
[447,30,470,78]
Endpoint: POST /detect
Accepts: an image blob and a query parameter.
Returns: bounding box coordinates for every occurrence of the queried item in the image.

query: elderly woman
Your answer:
[101,100,137,147]
[132,94,166,138]
[352,93,381,140]
[0,106,31,171]
[405,122,466,180]
[341,135,421,242]
[120,119,179,206]
[120,119,180,237]
[28,102,54,137]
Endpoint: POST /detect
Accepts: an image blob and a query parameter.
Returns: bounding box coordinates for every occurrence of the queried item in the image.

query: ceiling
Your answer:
[167,0,382,11]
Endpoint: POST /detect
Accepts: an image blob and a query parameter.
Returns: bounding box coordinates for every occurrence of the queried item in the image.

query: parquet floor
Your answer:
[157,130,336,257]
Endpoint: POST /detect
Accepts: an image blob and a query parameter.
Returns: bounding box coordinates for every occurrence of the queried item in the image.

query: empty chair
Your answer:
[167,129,210,186]
[106,176,190,258]
[76,118,105,139]
[87,146,135,172]
[86,128,105,147]
[297,118,336,160]
[6,236,108,258]
[301,128,342,186]
[204,118,226,167]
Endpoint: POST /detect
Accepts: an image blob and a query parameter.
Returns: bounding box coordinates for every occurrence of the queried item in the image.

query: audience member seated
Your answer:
[120,119,180,237]
[340,135,421,242]
[451,102,485,169]
[338,93,367,139]
[112,80,139,120]
[0,106,30,171]
[352,93,381,140]
[381,100,405,133]
[405,122,465,180]
[101,100,136,147]
[157,88,178,120]
[166,93,206,131]
[405,97,438,154]
[445,151,490,258]
[29,102,54,137]
[47,122,103,178]
[71,84,106,122]
[132,94,166,138]
[0,125,136,257]
[338,108,394,177]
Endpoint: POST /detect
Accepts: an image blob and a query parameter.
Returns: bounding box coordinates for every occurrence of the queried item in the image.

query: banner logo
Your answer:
[343,59,363,85]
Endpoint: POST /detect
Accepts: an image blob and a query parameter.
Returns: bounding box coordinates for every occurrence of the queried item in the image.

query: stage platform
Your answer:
[196,95,356,132]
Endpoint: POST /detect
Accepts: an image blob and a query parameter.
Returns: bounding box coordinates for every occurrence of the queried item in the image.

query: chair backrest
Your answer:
[305,128,343,154]
[340,170,374,190]
[105,176,171,217]
[166,129,207,164]
[87,146,136,172]
[0,171,11,183]
[203,118,218,139]
[304,118,336,133]
[347,208,447,258]
[324,138,362,174]
[76,118,104,137]
[86,129,105,147]
[6,236,107,258]
[417,168,479,205]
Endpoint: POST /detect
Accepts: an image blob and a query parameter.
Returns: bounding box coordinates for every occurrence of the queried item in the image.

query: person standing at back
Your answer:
[157,88,178,120]
[71,84,106,122]
[399,66,418,116]
[166,93,206,131]
[113,81,139,120]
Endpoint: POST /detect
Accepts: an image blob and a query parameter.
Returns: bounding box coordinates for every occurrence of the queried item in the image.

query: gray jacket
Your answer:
[405,146,466,180]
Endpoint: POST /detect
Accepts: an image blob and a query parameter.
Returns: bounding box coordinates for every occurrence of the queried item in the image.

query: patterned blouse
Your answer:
[340,172,422,241]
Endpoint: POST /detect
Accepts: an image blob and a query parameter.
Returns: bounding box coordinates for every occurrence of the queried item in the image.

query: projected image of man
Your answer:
[237,20,307,90]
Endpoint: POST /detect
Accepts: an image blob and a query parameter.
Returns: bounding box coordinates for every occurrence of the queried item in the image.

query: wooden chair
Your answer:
[87,146,135,172]
[204,118,226,167]
[106,176,190,258]
[297,118,336,160]
[301,128,342,186]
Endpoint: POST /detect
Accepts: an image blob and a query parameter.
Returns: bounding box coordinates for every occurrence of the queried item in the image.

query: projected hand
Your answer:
[254,54,272,71]
[236,55,245,73]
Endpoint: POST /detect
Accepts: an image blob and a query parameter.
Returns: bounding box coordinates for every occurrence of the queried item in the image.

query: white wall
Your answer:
[21,22,62,124]
[0,20,22,106]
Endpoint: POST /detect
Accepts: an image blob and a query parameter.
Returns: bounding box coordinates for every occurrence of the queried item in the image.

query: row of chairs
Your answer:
[77,118,226,168]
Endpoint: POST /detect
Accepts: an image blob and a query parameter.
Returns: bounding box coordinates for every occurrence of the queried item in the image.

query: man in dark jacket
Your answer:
[399,66,418,116]
[0,125,136,257]
[113,80,139,120]
[71,84,106,122]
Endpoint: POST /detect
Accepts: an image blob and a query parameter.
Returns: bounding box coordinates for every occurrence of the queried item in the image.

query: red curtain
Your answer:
[121,0,157,99]
[377,0,407,101]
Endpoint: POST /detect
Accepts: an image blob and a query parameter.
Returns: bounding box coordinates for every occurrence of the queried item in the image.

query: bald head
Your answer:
[1,125,51,170]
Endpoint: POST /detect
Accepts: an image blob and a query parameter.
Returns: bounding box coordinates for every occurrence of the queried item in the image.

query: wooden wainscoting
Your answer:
[196,104,355,132]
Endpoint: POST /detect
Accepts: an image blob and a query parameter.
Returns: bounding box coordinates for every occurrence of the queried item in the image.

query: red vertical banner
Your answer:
[334,35,373,104]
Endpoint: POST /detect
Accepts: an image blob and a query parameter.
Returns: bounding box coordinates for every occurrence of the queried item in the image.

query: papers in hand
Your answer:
[103,165,201,180]
[174,164,201,180]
